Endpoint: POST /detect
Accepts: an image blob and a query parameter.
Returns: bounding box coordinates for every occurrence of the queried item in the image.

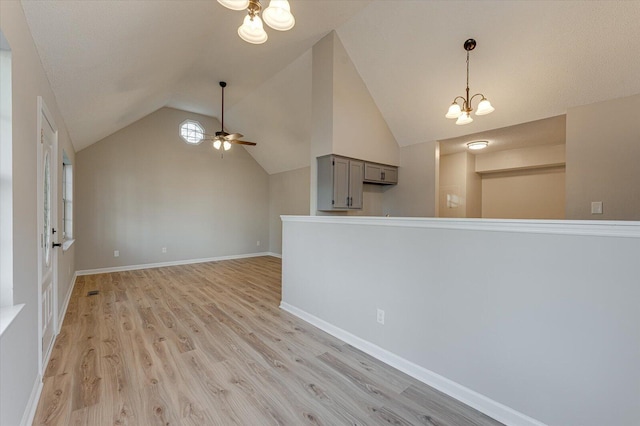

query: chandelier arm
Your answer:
[469,93,486,105]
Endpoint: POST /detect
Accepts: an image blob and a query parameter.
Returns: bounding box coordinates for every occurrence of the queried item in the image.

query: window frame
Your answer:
[179,119,205,145]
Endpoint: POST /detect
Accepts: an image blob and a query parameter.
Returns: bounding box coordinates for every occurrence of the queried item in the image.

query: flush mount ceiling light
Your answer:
[445,39,495,125]
[467,140,489,150]
[218,0,295,45]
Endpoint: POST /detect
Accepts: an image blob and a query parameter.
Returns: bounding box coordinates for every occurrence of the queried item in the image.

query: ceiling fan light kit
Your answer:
[218,0,295,44]
[445,38,495,125]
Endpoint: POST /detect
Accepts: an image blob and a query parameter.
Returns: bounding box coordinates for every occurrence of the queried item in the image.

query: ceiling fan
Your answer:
[204,81,257,152]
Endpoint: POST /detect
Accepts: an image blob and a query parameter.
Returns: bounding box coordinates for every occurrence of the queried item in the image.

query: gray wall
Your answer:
[269,166,310,254]
[0,3,76,425]
[76,107,269,270]
[282,217,640,426]
[566,93,640,220]
[383,141,438,217]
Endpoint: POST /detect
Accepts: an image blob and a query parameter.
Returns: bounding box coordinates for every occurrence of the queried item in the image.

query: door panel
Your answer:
[349,160,364,209]
[333,157,349,209]
[39,101,57,367]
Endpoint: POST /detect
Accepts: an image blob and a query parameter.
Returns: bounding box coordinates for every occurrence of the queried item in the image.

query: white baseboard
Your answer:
[57,272,77,331]
[76,252,277,276]
[20,373,43,426]
[266,252,282,259]
[279,302,547,426]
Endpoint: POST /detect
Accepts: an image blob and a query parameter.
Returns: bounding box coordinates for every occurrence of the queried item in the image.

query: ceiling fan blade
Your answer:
[231,140,257,146]
[224,133,244,141]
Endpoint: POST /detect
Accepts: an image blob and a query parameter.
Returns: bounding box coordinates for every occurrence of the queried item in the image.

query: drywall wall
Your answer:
[75,107,269,271]
[269,167,310,254]
[226,50,312,175]
[465,152,482,218]
[566,93,640,220]
[310,31,400,215]
[482,167,566,219]
[383,141,438,217]
[0,3,76,425]
[332,33,399,166]
[438,152,481,218]
[475,144,565,173]
[281,216,640,426]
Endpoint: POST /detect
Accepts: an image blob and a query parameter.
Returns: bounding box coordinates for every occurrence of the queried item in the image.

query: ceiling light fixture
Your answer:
[445,39,495,125]
[218,0,295,45]
[467,141,489,150]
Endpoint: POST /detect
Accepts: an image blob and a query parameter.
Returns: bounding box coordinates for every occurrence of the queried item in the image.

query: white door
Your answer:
[38,97,58,370]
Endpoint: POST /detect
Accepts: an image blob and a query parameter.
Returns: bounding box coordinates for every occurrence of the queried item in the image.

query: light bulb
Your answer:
[456,112,473,125]
[217,0,250,11]
[213,140,222,150]
[475,98,495,116]
[223,141,232,151]
[263,0,295,31]
[238,15,268,44]
[445,103,462,119]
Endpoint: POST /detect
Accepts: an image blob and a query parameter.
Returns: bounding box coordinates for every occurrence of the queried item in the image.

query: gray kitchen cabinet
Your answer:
[363,162,398,184]
[317,155,363,211]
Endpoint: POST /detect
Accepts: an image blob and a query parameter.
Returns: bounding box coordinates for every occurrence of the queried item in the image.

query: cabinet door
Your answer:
[349,160,364,209]
[364,163,382,182]
[333,156,350,209]
[381,166,398,184]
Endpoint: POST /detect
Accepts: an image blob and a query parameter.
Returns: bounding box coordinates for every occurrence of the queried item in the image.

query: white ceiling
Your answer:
[21,1,640,174]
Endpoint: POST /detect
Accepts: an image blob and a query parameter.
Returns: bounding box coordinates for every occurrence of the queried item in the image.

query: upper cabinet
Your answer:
[317,155,397,211]
[363,162,398,184]
[318,155,364,211]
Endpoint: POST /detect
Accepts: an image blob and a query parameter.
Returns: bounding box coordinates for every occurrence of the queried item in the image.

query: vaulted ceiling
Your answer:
[21,1,640,174]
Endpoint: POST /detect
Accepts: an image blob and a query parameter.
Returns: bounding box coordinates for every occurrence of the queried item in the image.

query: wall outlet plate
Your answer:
[591,201,603,215]
[377,308,385,325]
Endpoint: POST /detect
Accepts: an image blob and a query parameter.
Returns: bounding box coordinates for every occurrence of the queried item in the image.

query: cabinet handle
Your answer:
[347,196,350,207]
[381,171,385,180]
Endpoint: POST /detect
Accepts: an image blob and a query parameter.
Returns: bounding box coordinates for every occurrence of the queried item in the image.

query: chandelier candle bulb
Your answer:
[445,38,495,125]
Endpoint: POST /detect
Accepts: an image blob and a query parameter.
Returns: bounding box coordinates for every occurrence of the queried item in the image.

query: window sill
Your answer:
[62,239,75,251]
[0,304,25,337]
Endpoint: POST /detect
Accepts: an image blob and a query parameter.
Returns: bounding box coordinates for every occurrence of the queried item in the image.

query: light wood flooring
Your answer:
[34,256,503,425]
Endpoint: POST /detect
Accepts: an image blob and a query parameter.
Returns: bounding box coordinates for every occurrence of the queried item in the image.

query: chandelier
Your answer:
[445,39,495,125]
[218,0,295,45]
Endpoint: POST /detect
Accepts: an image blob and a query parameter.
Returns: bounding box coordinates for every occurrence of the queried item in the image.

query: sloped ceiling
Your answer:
[21,1,640,174]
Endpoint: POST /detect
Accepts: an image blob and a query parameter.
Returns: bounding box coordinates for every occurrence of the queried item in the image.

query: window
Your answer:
[1,29,14,311]
[62,150,73,242]
[179,119,204,145]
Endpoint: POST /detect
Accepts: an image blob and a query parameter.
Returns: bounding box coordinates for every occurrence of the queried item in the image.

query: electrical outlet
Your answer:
[114,250,119,258]
[162,247,167,253]
[377,308,385,325]
[257,240,261,246]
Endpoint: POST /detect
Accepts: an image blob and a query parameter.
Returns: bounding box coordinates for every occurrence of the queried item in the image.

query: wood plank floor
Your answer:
[34,256,503,425]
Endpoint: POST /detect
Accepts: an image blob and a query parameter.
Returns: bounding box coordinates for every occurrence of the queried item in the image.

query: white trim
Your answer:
[57,272,76,331]
[281,215,640,238]
[0,303,24,337]
[19,373,43,426]
[266,251,282,259]
[76,252,276,276]
[61,238,75,251]
[280,302,547,426]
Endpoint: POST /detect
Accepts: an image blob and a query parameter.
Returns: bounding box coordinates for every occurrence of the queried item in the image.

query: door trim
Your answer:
[36,96,58,375]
